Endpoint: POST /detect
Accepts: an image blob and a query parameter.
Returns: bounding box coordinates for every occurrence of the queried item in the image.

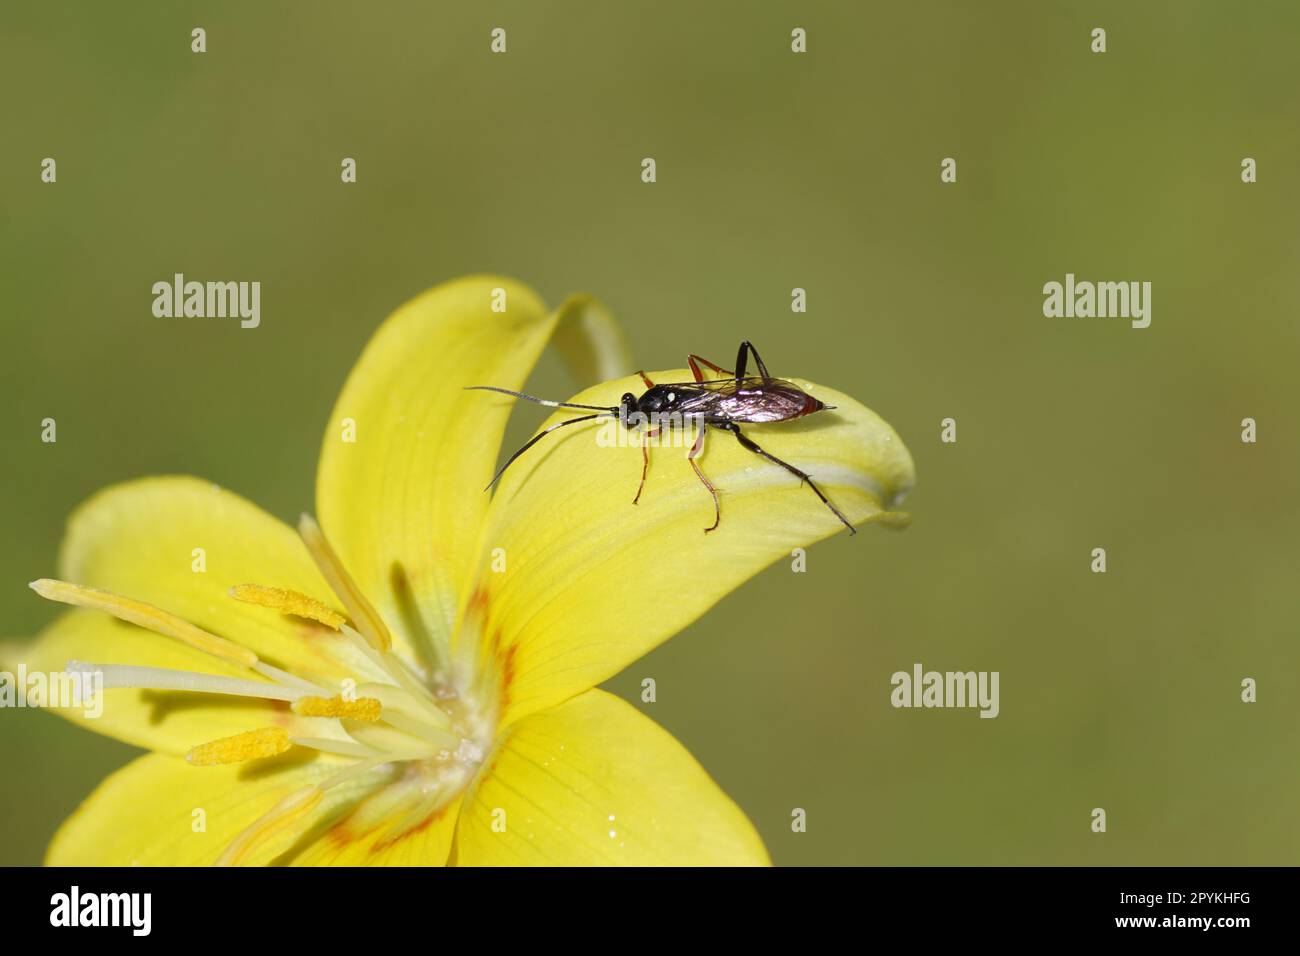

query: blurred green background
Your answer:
[3,0,1298,865]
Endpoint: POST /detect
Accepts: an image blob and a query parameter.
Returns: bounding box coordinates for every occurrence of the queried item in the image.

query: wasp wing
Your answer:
[652,377,814,423]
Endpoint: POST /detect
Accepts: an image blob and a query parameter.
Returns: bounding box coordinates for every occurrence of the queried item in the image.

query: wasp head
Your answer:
[619,392,640,429]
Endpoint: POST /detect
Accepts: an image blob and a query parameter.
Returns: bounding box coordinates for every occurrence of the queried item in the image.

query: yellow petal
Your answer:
[315,276,630,671]
[455,688,769,865]
[548,293,633,383]
[52,476,383,685]
[45,751,365,866]
[462,372,915,725]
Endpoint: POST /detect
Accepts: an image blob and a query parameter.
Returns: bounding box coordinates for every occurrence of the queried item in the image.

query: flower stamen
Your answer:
[30,579,257,668]
[292,694,382,721]
[32,539,497,867]
[229,583,346,630]
[68,661,302,702]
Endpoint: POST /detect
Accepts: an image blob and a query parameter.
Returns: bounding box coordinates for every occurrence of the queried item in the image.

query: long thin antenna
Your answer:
[485,413,607,491]
[466,385,617,413]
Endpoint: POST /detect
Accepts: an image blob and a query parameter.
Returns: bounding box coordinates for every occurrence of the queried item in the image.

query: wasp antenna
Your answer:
[484,413,606,491]
[465,385,618,413]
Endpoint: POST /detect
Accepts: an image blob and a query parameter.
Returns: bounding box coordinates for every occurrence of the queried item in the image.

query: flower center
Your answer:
[29,514,498,865]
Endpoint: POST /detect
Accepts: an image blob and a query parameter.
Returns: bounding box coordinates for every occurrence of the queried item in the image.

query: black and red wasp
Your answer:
[468,340,855,534]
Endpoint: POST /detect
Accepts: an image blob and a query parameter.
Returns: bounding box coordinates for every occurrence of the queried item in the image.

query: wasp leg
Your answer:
[687,354,734,383]
[688,423,721,533]
[636,369,655,389]
[720,422,855,534]
[633,426,662,504]
[734,340,772,382]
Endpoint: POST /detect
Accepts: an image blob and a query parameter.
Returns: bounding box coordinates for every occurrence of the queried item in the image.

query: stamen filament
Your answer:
[357,682,452,730]
[289,737,386,759]
[344,715,460,755]
[343,625,441,711]
[252,661,329,695]
[378,708,459,744]
[319,755,410,791]
[68,661,301,702]
[297,515,393,652]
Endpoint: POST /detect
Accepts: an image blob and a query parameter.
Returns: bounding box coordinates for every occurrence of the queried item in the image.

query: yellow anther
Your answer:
[216,785,323,867]
[186,727,292,766]
[297,514,393,652]
[29,578,257,669]
[229,583,346,630]
[291,694,382,722]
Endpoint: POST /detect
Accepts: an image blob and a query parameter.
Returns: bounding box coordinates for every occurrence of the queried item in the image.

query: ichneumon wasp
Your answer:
[468,340,856,534]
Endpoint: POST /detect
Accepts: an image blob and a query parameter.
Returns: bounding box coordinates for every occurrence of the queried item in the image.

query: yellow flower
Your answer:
[5,276,915,866]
